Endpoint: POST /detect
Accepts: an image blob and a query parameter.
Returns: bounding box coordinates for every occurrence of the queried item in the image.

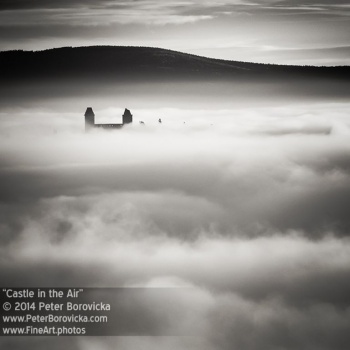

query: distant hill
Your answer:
[1,46,349,83]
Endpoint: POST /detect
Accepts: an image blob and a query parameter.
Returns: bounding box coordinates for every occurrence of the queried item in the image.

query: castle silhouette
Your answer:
[85,107,132,131]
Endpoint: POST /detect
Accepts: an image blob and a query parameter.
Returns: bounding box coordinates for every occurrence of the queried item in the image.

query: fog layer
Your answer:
[1,97,350,349]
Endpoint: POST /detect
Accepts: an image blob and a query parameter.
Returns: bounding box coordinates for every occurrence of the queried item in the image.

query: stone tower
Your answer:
[122,108,133,124]
[85,107,95,131]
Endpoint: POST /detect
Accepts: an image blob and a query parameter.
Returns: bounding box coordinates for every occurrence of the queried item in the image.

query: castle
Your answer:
[85,107,132,131]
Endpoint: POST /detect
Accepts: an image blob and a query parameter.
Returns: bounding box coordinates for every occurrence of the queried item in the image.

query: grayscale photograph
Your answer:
[0,1,349,349]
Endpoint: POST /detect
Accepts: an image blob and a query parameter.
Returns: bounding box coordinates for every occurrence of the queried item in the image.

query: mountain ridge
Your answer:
[1,46,349,83]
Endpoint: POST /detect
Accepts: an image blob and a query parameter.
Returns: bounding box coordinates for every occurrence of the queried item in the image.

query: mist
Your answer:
[0,86,350,349]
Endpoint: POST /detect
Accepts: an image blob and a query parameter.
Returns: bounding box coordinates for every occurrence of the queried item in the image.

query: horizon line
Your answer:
[1,45,349,69]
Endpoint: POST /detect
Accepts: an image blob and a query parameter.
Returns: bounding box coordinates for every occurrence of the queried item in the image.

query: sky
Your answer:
[0,0,349,65]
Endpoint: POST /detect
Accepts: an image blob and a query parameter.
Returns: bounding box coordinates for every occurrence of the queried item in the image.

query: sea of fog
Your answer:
[1,97,350,349]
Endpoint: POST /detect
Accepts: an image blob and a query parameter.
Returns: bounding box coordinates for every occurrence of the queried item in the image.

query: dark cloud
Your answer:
[1,0,348,11]
[0,24,116,40]
[0,0,102,10]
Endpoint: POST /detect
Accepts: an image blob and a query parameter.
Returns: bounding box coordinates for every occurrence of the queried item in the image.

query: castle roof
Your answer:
[85,107,95,117]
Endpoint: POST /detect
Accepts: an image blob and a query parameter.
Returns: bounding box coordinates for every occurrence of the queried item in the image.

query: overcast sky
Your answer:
[0,0,349,65]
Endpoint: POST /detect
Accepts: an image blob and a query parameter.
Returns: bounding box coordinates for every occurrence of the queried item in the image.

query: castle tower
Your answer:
[85,107,95,131]
[122,108,133,124]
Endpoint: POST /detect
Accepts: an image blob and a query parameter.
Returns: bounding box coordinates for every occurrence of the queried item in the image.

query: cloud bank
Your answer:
[0,100,350,349]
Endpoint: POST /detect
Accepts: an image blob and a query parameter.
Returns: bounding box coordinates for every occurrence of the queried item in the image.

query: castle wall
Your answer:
[85,108,132,131]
